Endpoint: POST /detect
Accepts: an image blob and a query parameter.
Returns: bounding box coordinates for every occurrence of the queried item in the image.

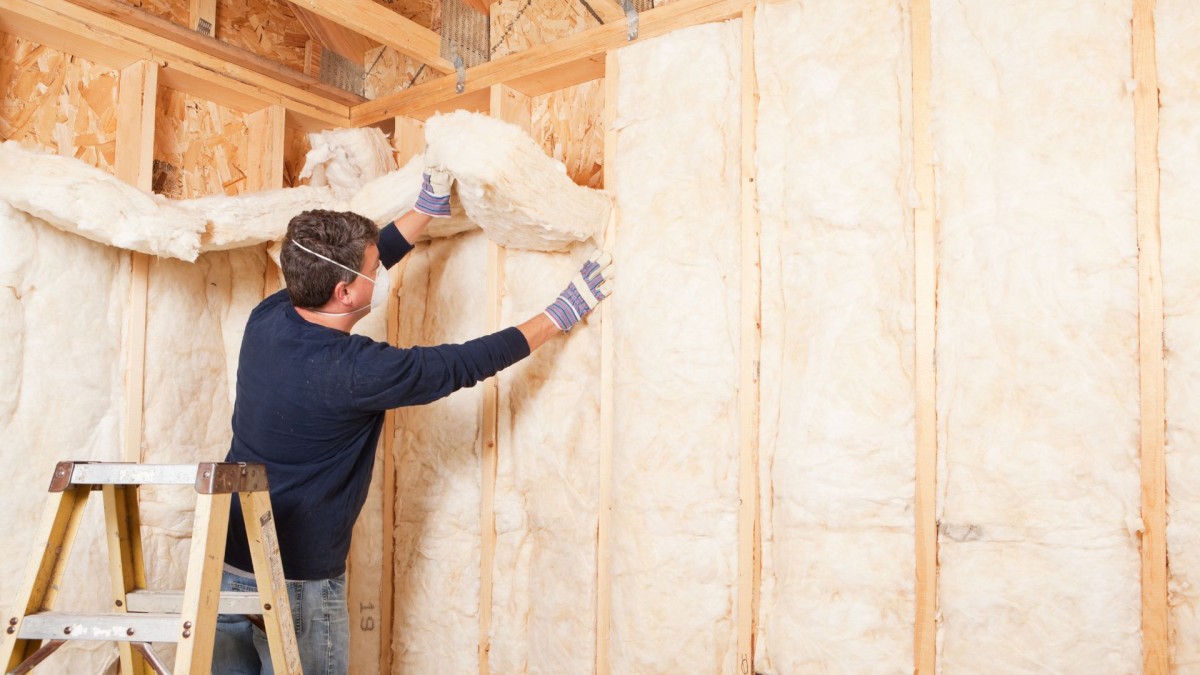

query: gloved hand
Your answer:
[544,250,614,332]
[414,163,454,218]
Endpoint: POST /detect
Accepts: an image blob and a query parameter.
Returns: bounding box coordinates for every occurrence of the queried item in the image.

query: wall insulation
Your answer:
[390,233,488,673]
[608,21,742,673]
[931,1,1142,671]
[1160,0,1200,667]
[0,202,130,673]
[753,1,915,672]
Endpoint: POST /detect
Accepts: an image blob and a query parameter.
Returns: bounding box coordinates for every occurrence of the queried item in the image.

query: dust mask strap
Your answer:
[290,239,385,316]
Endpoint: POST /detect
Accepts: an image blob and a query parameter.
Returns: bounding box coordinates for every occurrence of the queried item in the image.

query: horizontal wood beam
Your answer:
[65,0,364,107]
[352,0,751,125]
[1,0,354,130]
[290,4,379,62]
[289,0,454,74]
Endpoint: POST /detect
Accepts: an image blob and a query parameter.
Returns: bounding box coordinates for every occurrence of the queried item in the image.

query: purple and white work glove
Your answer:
[544,249,614,332]
[414,166,454,218]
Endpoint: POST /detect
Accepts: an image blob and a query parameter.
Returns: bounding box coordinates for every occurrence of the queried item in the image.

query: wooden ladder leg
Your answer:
[173,491,230,675]
[242,490,302,675]
[103,484,151,675]
[0,480,90,671]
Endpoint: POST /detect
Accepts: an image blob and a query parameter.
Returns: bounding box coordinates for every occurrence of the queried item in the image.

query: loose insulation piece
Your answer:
[932,1,1142,670]
[753,1,916,672]
[350,155,477,240]
[300,127,398,198]
[424,111,611,251]
[1159,0,1200,667]
[0,140,207,260]
[608,21,741,673]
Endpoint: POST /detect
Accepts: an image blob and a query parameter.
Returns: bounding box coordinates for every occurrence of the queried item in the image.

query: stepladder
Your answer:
[0,462,303,674]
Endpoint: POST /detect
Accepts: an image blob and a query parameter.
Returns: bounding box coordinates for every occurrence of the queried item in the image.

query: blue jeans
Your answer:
[212,570,349,675]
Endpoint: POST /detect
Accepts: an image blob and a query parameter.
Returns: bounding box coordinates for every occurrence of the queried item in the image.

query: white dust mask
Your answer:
[290,239,389,316]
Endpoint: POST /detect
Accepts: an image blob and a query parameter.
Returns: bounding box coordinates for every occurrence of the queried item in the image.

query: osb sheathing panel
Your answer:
[491,0,605,190]
[490,0,598,58]
[125,0,308,71]
[125,0,188,26]
[364,44,440,100]
[154,87,251,198]
[531,81,604,189]
[283,125,312,187]
[0,35,118,173]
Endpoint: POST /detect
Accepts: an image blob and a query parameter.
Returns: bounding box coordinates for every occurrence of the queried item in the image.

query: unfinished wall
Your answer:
[1159,0,1200,668]
[932,1,1142,671]
[753,1,916,671]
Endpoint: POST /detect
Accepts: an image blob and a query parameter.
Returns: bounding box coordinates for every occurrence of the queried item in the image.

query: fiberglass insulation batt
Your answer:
[0,203,130,673]
[1159,0,1200,667]
[931,1,1142,671]
[490,244,603,673]
[390,232,489,673]
[753,1,915,672]
[608,20,741,673]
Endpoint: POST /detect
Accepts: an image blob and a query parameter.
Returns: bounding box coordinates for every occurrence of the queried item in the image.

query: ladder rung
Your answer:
[126,589,264,615]
[17,612,183,643]
[50,462,269,494]
[68,464,198,486]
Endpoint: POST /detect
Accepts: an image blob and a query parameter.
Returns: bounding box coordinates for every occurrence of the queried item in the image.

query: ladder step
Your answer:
[50,461,269,494]
[126,589,264,615]
[18,612,183,643]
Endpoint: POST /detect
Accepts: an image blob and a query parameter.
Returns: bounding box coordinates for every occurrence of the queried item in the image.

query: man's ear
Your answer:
[332,280,353,305]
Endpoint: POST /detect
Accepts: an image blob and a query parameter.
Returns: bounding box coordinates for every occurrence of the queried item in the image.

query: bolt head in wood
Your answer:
[63,626,71,634]
[115,600,123,607]
[5,627,13,634]
[127,627,135,636]
[183,621,192,629]
[182,629,191,638]
[8,617,16,625]
[263,603,272,611]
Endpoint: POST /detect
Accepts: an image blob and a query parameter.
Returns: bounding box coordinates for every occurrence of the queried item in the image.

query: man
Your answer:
[212,166,612,674]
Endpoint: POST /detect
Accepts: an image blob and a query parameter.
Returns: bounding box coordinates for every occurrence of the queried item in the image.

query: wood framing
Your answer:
[290,5,378,61]
[116,60,157,467]
[61,0,361,106]
[910,0,938,672]
[1133,0,1168,672]
[246,105,287,191]
[735,9,761,674]
[595,49,619,675]
[0,0,354,130]
[288,0,453,74]
[188,0,215,36]
[479,83,531,674]
[378,115,425,675]
[353,0,752,124]
[587,0,626,25]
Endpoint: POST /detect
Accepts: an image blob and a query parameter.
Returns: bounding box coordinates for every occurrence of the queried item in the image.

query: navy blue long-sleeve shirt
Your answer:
[224,225,529,580]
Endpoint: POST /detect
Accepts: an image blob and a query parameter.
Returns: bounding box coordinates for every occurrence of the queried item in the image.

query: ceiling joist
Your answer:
[288,0,454,74]
[290,4,379,62]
